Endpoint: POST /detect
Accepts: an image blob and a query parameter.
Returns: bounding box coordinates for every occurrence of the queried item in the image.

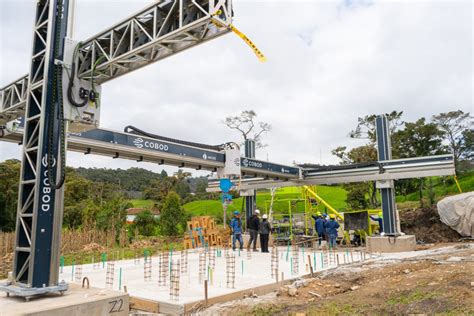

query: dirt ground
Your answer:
[202,243,474,315]
[400,206,462,243]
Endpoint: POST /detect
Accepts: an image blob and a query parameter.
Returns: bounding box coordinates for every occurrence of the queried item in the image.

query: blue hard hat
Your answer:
[234,211,240,215]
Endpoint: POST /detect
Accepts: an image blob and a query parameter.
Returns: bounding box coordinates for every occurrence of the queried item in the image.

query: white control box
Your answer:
[62,38,101,133]
[217,148,241,178]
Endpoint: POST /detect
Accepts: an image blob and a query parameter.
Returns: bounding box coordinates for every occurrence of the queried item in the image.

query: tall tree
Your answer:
[393,118,445,157]
[432,110,473,170]
[133,210,158,236]
[332,145,378,208]
[350,111,404,143]
[393,118,445,206]
[459,129,474,161]
[223,110,272,148]
[159,191,186,236]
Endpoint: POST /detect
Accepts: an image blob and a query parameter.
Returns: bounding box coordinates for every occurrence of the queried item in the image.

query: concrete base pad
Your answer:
[367,235,416,253]
[0,283,129,316]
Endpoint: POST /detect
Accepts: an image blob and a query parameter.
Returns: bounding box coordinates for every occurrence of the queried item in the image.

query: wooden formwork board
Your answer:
[127,270,327,315]
[129,282,279,315]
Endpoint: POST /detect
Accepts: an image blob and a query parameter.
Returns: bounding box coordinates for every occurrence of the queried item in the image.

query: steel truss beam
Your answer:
[0,75,28,124]
[0,0,232,124]
[206,155,456,191]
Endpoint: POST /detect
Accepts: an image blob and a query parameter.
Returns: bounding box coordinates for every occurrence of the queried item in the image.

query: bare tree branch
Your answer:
[223,110,272,148]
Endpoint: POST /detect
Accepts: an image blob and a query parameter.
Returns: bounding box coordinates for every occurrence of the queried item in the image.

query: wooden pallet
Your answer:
[184,216,224,249]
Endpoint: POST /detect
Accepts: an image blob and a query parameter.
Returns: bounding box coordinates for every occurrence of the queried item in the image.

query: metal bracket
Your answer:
[0,280,68,301]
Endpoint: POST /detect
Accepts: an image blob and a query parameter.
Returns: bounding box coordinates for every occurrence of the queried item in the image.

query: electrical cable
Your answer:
[47,0,66,190]
[90,55,105,108]
[67,42,88,108]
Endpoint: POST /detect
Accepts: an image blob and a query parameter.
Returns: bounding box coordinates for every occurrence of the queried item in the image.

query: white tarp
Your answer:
[437,192,474,237]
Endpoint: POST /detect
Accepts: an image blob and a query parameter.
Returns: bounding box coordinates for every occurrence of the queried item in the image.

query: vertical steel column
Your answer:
[375,115,398,235]
[244,139,256,220]
[12,0,69,288]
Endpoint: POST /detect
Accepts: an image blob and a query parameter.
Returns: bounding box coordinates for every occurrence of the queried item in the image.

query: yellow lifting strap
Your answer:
[211,11,266,62]
[229,25,267,62]
[453,174,463,193]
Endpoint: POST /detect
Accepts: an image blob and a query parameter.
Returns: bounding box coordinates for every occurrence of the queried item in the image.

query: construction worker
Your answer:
[370,212,383,234]
[230,211,243,250]
[311,212,326,246]
[247,209,260,251]
[258,214,271,253]
[352,230,362,247]
[326,214,340,249]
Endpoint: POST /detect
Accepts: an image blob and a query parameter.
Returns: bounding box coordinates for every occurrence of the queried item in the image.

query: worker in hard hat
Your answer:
[230,211,244,250]
[258,214,271,253]
[326,214,340,249]
[370,212,383,234]
[311,212,326,247]
[247,209,260,251]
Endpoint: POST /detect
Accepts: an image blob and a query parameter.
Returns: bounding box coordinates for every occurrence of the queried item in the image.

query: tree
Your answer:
[159,191,186,236]
[459,128,474,161]
[350,111,404,143]
[393,118,445,158]
[331,145,378,208]
[432,111,473,170]
[195,179,208,194]
[393,118,445,207]
[223,110,272,148]
[0,159,20,232]
[134,210,158,236]
[345,184,369,210]
[173,170,191,199]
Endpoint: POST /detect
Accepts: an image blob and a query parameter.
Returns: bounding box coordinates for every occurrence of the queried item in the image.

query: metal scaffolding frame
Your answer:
[0,0,234,299]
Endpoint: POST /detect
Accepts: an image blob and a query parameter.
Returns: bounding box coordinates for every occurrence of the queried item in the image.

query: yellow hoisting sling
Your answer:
[212,10,267,62]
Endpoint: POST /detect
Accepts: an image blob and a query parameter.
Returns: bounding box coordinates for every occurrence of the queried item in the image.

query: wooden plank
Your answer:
[184,282,279,314]
[130,296,184,314]
[130,297,159,313]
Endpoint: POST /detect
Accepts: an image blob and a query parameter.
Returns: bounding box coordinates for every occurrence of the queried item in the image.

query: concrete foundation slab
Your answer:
[367,235,416,253]
[0,283,129,316]
[57,247,370,314]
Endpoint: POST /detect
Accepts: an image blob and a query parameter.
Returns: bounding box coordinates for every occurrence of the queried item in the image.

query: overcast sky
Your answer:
[1,0,472,176]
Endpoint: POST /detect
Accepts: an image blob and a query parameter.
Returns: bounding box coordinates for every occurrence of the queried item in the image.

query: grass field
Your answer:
[130,199,154,208]
[183,185,348,221]
[396,171,474,203]
[132,172,472,221]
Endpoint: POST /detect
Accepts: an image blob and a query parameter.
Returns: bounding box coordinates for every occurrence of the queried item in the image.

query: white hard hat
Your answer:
[254,209,260,215]
[262,214,268,219]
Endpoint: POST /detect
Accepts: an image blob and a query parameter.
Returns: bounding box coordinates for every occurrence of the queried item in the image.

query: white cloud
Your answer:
[1,0,472,174]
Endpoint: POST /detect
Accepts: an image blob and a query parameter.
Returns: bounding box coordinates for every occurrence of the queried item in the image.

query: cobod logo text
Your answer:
[40,154,56,212]
[242,158,263,169]
[133,137,169,152]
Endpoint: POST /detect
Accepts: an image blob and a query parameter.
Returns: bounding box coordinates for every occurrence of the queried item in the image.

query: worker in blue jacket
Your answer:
[326,214,340,249]
[370,212,383,234]
[311,212,326,246]
[230,211,244,251]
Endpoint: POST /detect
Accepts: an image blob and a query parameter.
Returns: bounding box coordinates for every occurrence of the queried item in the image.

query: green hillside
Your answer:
[134,172,472,222]
[396,171,474,203]
[183,185,348,222]
[130,199,155,208]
